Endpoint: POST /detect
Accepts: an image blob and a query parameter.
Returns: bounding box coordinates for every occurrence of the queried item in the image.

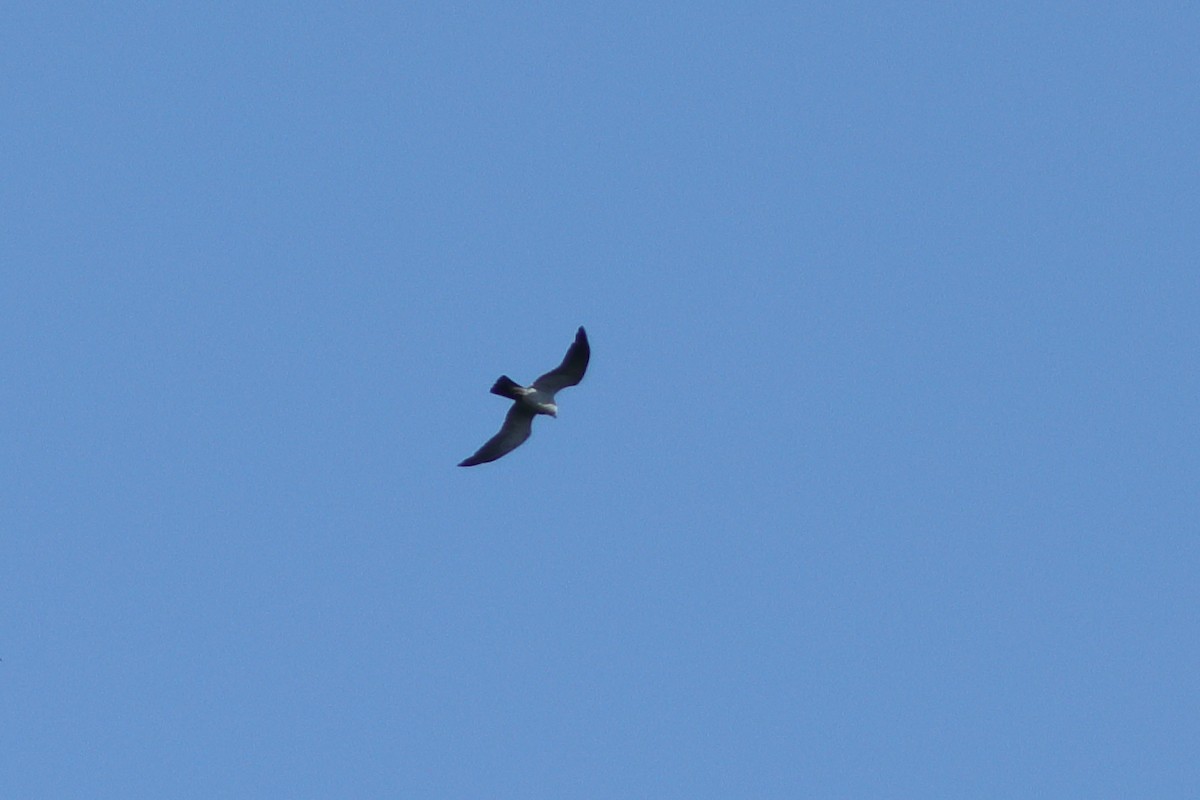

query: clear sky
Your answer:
[2,3,1197,797]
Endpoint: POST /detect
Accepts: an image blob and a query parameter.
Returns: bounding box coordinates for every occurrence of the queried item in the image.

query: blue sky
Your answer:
[2,3,1197,797]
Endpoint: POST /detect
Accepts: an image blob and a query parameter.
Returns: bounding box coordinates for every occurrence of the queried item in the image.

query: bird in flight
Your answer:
[458,326,590,467]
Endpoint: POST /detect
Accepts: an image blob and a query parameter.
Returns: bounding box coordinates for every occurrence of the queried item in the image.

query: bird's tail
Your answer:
[490,375,524,400]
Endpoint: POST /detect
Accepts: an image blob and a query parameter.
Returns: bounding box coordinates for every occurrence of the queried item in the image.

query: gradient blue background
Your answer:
[3,3,1197,797]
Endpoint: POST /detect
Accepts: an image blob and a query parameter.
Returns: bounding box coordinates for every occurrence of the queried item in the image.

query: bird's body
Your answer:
[488,376,559,416]
[458,327,590,467]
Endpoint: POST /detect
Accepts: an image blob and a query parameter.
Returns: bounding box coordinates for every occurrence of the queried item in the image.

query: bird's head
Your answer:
[542,403,558,418]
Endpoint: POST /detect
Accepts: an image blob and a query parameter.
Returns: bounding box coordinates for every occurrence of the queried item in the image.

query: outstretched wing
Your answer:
[532,327,590,394]
[458,404,536,466]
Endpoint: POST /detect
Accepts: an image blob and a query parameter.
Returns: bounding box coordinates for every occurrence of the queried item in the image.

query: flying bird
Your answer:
[458,326,590,467]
